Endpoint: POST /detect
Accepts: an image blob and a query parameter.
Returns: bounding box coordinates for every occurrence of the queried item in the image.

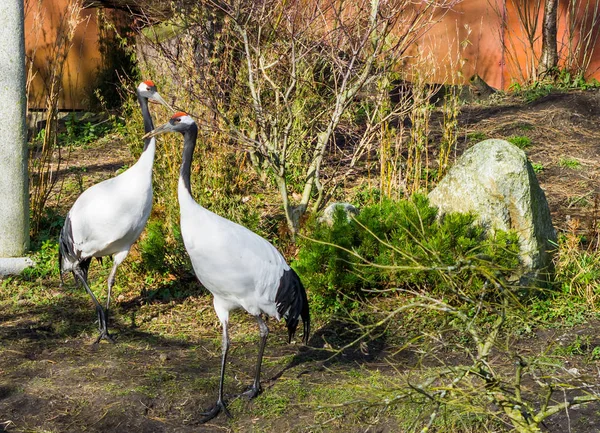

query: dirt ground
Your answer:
[2,89,600,432]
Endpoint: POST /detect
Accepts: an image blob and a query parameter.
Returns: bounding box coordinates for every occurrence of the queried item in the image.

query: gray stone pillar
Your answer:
[0,1,31,274]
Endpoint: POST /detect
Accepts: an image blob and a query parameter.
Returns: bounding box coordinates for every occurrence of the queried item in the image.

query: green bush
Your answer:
[139,220,168,274]
[294,194,521,313]
[554,226,600,307]
[137,219,190,278]
[21,239,60,280]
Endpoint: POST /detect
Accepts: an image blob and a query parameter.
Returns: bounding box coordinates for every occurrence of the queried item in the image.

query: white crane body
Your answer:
[178,178,288,320]
[144,113,310,421]
[61,139,155,267]
[58,80,171,343]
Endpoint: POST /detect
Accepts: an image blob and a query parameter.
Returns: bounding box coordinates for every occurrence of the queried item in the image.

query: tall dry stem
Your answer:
[28,0,85,234]
[437,23,470,180]
[563,0,600,77]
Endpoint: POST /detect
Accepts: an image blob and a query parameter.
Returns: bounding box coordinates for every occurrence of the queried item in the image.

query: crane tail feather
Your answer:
[59,213,89,282]
[275,268,310,344]
[58,246,63,276]
[80,257,92,283]
[59,214,76,274]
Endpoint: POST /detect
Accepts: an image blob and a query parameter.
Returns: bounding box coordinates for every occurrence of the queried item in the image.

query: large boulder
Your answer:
[428,139,557,285]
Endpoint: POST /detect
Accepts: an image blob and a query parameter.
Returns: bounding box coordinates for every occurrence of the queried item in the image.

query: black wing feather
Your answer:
[59,214,75,273]
[59,214,92,283]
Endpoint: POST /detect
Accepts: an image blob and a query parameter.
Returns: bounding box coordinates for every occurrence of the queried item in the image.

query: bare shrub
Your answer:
[562,0,600,78]
[135,0,460,236]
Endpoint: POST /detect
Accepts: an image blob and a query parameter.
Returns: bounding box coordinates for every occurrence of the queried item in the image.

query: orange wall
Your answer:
[25,0,102,110]
[407,0,505,88]
[24,0,600,110]
[421,0,600,89]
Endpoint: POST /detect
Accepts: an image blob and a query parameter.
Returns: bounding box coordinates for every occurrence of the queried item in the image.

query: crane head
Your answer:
[143,112,196,139]
[137,80,174,111]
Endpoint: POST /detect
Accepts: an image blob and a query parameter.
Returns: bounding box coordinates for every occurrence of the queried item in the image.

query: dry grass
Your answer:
[27,0,85,234]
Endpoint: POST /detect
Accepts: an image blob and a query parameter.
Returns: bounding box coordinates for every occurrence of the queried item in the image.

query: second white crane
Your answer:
[59,80,171,343]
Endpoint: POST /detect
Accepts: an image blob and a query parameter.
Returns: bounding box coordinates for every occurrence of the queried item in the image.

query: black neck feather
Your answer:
[180,123,199,194]
[138,93,154,151]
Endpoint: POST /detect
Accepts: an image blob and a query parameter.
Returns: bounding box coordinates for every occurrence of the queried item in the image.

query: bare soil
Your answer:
[2,89,600,432]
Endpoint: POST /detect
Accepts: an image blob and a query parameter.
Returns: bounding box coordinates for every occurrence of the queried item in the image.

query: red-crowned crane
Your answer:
[59,80,172,344]
[144,112,310,422]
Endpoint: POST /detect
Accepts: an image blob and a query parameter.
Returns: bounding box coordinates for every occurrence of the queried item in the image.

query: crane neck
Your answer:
[180,123,199,195]
[137,92,154,151]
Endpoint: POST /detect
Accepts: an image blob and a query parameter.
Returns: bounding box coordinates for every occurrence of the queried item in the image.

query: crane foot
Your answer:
[93,330,116,345]
[199,399,232,423]
[239,384,262,400]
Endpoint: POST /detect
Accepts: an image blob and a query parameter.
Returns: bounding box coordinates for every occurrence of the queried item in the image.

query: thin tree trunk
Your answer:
[275,175,297,237]
[539,0,558,77]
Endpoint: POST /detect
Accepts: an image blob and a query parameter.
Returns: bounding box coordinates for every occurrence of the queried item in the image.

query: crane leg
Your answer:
[241,315,269,399]
[73,268,115,345]
[200,320,232,423]
[104,260,119,325]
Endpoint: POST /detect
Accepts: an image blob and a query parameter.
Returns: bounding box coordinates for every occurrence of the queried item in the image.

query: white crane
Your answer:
[144,112,310,422]
[59,80,172,344]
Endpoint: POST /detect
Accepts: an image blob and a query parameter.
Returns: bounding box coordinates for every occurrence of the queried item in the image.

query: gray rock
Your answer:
[319,202,359,225]
[428,139,556,285]
[0,257,35,277]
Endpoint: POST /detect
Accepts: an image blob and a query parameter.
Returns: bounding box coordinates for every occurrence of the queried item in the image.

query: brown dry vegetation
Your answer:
[2,89,600,432]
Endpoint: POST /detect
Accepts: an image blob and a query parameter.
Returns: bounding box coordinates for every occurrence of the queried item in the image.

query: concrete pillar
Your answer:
[0,1,31,274]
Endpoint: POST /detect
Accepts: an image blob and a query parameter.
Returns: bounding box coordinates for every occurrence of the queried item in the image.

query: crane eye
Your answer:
[174,118,181,123]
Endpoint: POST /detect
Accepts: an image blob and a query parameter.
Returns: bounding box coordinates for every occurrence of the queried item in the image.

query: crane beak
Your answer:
[150,92,175,112]
[142,123,171,140]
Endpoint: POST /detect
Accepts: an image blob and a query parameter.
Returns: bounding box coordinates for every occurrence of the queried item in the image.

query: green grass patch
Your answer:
[531,162,544,174]
[467,131,487,142]
[516,122,534,131]
[507,135,531,149]
[253,392,291,417]
[558,157,582,169]
[553,334,590,357]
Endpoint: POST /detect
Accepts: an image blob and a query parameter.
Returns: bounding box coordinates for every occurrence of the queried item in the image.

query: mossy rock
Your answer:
[428,139,557,286]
